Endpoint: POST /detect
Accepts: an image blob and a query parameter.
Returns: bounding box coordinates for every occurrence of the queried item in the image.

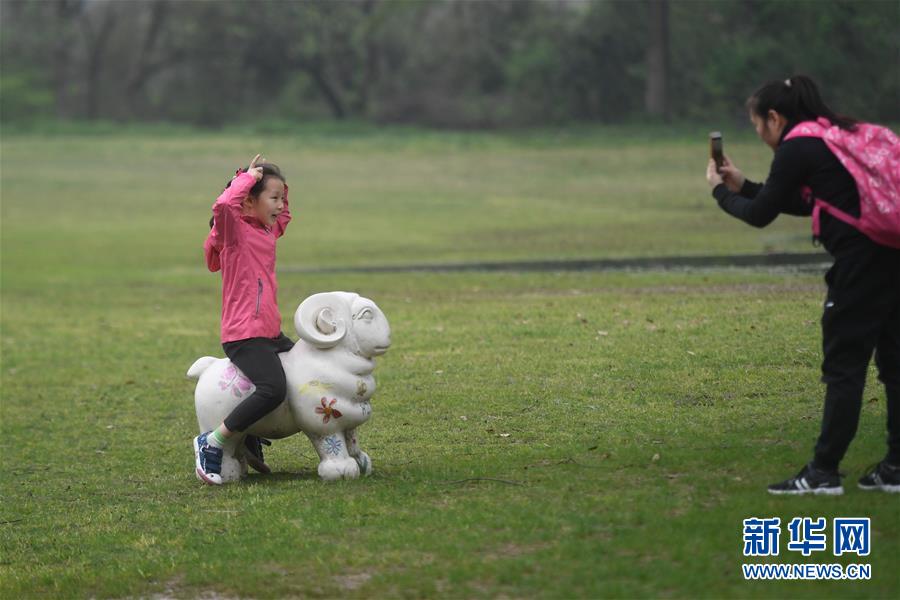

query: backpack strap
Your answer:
[788,121,864,245]
[783,118,830,141]
[814,200,863,232]
[800,184,862,245]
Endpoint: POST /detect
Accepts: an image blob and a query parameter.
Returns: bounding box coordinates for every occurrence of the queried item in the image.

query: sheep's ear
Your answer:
[295,293,347,348]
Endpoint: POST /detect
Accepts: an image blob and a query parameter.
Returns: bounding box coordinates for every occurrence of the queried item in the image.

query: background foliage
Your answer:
[2,0,898,128]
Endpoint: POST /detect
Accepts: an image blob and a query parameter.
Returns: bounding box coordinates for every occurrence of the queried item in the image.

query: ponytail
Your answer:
[747,75,857,131]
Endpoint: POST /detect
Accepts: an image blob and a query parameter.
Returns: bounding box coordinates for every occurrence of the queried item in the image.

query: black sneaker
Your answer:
[858,461,900,493]
[767,463,844,496]
[244,435,272,475]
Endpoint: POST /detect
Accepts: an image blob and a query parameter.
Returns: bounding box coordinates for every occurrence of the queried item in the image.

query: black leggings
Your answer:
[221,333,294,432]
[813,245,900,471]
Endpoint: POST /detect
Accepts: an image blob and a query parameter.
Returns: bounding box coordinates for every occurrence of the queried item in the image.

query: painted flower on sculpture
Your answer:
[316,397,343,423]
[232,375,253,398]
[219,365,253,398]
[219,365,237,390]
[323,435,343,456]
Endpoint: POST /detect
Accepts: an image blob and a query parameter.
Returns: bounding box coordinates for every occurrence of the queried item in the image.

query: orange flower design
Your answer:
[316,397,343,423]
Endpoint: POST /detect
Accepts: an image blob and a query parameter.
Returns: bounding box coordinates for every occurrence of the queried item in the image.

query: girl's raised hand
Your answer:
[248,153,264,181]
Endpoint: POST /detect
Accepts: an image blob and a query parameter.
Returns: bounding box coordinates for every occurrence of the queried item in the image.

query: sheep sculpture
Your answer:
[187,291,391,482]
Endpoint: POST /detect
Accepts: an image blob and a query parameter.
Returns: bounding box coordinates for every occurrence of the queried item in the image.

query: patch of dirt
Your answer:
[482,541,552,561]
[333,571,373,591]
[141,576,244,600]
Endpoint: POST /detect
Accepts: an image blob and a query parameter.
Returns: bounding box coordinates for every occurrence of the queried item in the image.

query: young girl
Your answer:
[194,154,293,485]
[706,76,900,495]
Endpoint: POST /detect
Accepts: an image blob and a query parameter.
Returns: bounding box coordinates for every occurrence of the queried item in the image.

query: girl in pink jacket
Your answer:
[194,154,293,485]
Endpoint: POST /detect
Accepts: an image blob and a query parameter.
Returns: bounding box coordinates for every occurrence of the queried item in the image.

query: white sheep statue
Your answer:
[187,291,391,482]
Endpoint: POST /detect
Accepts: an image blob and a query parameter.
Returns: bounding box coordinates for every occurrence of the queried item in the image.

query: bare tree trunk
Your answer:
[125,1,169,117]
[81,2,117,119]
[53,39,71,118]
[52,0,83,118]
[356,0,380,116]
[645,0,669,119]
[292,55,346,120]
[307,62,346,120]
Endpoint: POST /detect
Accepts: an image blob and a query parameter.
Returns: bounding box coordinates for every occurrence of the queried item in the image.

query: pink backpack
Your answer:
[784,117,900,249]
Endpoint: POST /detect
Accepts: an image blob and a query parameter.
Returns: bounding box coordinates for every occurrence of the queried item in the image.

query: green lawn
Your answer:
[1,124,814,281]
[2,127,896,598]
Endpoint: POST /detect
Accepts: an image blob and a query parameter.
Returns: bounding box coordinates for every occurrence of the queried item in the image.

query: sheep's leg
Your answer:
[305,431,360,481]
[344,427,372,476]
[216,433,247,483]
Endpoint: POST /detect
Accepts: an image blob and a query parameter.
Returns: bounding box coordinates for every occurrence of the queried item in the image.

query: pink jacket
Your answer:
[204,172,292,343]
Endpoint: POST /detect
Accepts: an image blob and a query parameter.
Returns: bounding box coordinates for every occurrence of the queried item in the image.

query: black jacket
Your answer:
[712,123,874,259]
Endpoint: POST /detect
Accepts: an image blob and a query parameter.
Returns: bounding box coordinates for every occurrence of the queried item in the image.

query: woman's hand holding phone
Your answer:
[718,155,745,192]
[706,155,745,192]
[706,159,723,188]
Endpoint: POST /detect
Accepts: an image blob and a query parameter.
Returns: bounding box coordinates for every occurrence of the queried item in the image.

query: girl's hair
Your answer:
[224,162,286,196]
[746,75,857,131]
[212,162,286,228]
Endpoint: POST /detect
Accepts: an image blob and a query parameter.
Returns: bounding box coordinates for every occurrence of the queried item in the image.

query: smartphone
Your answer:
[709,131,724,171]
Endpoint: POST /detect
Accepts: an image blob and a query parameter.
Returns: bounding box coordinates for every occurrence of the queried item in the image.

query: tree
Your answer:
[644,0,669,119]
[79,0,118,119]
[0,0,896,127]
[124,1,184,118]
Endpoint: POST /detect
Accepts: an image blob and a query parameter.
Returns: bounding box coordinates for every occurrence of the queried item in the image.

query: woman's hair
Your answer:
[746,75,857,131]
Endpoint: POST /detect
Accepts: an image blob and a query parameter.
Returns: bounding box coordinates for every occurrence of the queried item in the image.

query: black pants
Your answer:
[221,333,295,432]
[813,245,900,471]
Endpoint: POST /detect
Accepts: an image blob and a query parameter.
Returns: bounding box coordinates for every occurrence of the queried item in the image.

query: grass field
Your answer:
[2,126,897,598]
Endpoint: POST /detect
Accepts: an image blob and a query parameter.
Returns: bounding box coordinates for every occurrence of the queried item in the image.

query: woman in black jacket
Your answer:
[706,75,900,495]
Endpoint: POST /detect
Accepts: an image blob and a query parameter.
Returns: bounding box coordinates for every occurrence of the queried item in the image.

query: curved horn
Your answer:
[294,292,348,348]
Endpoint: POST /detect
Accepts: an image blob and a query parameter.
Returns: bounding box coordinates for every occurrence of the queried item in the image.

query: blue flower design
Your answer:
[323,436,343,456]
